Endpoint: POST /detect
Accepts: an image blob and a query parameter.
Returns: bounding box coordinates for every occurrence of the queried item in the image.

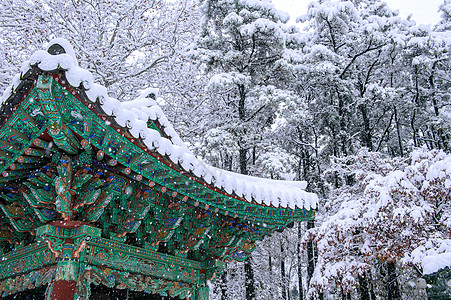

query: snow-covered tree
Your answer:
[189,0,304,173]
[188,0,308,298]
[306,148,451,299]
[402,1,451,152]
[435,0,451,32]
[295,0,421,159]
[2,0,450,299]
[0,0,203,106]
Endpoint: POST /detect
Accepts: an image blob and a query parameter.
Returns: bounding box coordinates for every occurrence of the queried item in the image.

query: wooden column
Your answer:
[36,222,101,300]
[195,285,209,300]
[50,260,79,300]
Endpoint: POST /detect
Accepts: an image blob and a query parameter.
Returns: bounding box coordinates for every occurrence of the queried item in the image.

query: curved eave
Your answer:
[77,79,314,225]
[0,45,318,227]
[0,70,50,181]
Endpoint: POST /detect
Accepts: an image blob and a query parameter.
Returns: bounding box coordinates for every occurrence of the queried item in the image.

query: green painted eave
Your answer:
[0,74,313,228]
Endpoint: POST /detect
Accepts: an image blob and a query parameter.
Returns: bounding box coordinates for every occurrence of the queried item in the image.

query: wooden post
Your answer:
[50,260,79,300]
[37,222,101,300]
[195,285,209,300]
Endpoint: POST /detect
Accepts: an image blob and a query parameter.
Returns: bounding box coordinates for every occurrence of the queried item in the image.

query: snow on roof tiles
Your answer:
[1,38,318,211]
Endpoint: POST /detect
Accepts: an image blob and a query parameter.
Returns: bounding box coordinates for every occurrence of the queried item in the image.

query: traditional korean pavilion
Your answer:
[0,39,317,300]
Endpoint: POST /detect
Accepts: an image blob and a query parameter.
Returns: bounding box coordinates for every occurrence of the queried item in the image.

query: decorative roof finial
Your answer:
[45,38,77,60]
[47,43,66,55]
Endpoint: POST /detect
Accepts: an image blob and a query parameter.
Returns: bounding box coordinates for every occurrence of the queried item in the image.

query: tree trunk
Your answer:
[269,253,274,298]
[298,224,304,300]
[359,103,373,150]
[337,92,348,157]
[393,106,404,157]
[386,262,401,300]
[411,66,420,148]
[238,83,248,176]
[238,83,254,300]
[428,65,449,150]
[244,256,255,300]
[358,272,370,300]
[240,147,248,175]
[306,220,315,285]
[221,269,227,300]
[369,272,376,300]
[281,244,287,300]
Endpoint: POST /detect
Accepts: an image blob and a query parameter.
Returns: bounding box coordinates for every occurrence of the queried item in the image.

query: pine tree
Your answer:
[294,0,419,159]
[189,2,304,297]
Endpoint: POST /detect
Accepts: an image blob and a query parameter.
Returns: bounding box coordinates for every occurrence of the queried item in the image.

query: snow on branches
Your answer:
[305,148,451,296]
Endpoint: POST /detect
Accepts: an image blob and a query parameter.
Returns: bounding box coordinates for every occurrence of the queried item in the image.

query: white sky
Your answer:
[272,0,443,26]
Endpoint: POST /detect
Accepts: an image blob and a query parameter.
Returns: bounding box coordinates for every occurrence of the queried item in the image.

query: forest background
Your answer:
[0,0,450,299]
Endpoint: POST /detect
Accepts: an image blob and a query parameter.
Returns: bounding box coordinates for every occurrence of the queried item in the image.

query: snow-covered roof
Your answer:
[1,38,318,211]
[423,251,451,275]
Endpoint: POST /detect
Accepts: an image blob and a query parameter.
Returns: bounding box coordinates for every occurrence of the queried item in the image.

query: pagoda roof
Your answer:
[0,39,318,264]
[1,38,317,211]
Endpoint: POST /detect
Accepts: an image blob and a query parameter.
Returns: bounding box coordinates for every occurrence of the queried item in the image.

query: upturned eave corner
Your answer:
[0,39,319,299]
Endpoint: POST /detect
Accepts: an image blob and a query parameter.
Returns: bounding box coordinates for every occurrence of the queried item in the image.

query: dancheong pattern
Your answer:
[0,42,315,299]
